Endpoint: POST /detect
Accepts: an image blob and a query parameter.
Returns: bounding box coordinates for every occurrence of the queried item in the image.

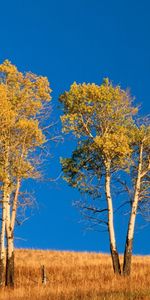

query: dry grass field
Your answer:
[0,249,150,300]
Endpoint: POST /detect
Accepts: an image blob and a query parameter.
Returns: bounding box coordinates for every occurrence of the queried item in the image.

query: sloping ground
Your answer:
[0,249,150,300]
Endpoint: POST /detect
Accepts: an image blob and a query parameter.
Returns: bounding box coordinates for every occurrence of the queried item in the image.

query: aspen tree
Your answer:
[0,84,16,285]
[60,79,137,274]
[0,60,52,286]
[123,124,150,275]
[5,120,45,286]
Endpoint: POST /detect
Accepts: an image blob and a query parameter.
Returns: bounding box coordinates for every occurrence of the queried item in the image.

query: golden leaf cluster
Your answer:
[0,60,52,181]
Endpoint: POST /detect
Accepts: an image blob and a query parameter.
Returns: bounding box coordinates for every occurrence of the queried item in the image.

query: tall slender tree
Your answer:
[60,78,137,274]
[0,83,16,286]
[123,122,150,275]
[0,60,52,286]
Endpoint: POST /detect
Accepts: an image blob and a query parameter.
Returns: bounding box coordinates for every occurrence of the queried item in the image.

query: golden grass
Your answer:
[0,249,150,299]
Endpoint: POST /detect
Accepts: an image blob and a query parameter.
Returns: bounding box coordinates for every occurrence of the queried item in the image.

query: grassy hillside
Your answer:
[0,249,150,300]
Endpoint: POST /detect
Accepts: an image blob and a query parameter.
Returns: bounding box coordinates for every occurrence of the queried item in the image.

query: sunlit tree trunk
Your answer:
[123,143,143,276]
[0,187,7,286]
[5,178,20,287]
[105,160,121,275]
[5,200,13,287]
[0,145,10,287]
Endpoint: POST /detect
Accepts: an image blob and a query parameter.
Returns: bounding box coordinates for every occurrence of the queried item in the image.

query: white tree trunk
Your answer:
[11,178,20,232]
[123,143,143,275]
[105,160,121,274]
[5,197,14,287]
[5,177,20,287]
[0,179,10,286]
[0,195,6,286]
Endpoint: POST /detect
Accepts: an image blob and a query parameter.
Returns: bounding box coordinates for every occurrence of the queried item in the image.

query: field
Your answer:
[0,249,150,300]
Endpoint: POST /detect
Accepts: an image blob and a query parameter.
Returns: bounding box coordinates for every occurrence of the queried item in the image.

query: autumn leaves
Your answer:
[60,79,150,276]
[0,60,149,287]
[0,60,51,286]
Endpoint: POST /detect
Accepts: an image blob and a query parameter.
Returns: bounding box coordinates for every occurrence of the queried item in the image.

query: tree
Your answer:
[59,79,137,274]
[0,83,16,286]
[0,60,52,286]
[123,121,150,275]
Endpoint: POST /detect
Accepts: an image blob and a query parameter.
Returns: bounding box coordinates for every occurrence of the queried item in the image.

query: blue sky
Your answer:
[0,0,150,254]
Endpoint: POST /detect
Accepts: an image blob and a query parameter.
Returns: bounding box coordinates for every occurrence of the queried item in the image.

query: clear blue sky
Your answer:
[0,0,150,254]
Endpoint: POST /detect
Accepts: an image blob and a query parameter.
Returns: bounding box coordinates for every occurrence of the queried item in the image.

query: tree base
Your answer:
[5,252,14,287]
[110,244,121,275]
[0,258,5,287]
[123,239,133,276]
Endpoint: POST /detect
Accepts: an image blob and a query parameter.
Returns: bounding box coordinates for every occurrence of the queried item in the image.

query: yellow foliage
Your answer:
[60,78,137,163]
[17,119,45,147]
[0,59,52,181]
[94,128,132,160]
